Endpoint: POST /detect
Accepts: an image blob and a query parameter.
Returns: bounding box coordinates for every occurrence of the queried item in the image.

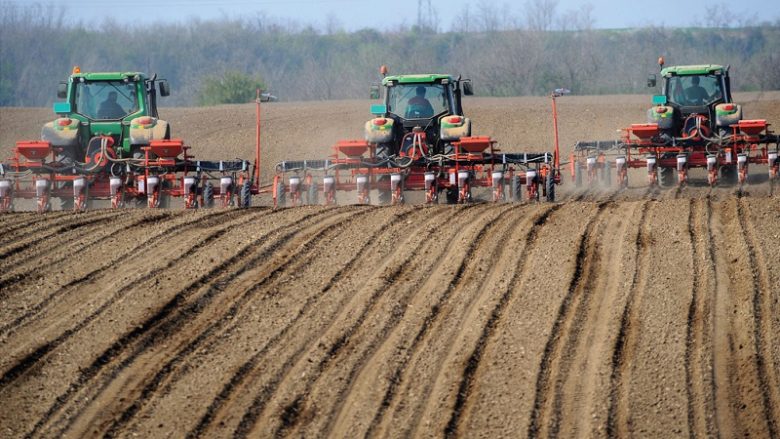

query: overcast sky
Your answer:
[10,0,780,30]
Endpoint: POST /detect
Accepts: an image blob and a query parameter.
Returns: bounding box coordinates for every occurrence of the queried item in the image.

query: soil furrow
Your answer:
[684,198,717,439]
[0,212,51,235]
[24,206,354,438]
[708,199,773,438]
[0,210,123,275]
[320,205,523,436]
[0,210,148,271]
[443,204,560,438]
[0,208,245,337]
[96,206,380,438]
[525,201,612,439]
[0,209,272,390]
[556,200,651,438]
[735,198,780,436]
[0,211,72,243]
[606,200,652,437]
[0,210,171,293]
[183,206,442,439]
[233,204,498,438]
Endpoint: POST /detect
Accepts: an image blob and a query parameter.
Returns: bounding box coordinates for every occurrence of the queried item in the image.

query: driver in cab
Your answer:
[685,76,710,105]
[98,91,126,119]
[407,86,434,118]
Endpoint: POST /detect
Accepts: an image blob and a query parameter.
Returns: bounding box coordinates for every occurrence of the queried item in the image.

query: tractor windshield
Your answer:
[74,80,140,120]
[387,83,449,120]
[666,74,724,107]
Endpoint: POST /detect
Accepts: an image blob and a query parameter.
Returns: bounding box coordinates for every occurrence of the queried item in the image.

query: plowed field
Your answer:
[1,94,780,437]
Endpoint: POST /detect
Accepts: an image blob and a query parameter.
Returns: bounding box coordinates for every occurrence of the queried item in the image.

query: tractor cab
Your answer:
[365,73,473,157]
[647,63,740,138]
[46,67,172,161]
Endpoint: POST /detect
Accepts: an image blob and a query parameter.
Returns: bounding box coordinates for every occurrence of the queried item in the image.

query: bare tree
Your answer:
[525,0,558,31]
[557,3,595,31]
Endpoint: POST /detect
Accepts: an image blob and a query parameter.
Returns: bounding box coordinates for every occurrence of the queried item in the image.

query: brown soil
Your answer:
[1,94,780,438]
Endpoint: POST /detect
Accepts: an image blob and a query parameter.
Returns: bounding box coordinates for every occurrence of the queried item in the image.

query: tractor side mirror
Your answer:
[57,82,68,99]
[462,81,474,96]
[159,80,170,97]
[369,84,380,100]
[647,74,657,88]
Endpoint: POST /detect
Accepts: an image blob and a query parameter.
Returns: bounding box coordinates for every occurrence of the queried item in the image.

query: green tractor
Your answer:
[273,67,559,206]
[572,58,778,188]
[0,67,258,212]
[44,67,172,164]
[366,70,474,160]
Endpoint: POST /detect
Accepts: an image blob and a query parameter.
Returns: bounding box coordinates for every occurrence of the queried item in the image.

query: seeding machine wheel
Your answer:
[202,182,215,208]
[239,180,252,208]
[512,175,523,202]
[546,171,556,202]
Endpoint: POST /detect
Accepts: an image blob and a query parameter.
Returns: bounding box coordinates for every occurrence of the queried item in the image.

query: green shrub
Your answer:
[197,71,265,106]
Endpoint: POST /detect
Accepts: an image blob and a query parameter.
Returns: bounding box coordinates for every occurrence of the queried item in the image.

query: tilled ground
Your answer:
[0,198,778,438]
[1,94,780,437]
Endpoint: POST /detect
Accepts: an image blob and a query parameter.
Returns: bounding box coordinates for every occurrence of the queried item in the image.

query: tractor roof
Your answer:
[661,64,727,76]
[382,74,454,85]
[70,72,148,81]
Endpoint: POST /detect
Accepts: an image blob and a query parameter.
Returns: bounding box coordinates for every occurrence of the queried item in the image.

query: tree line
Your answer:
[1,1,779,107]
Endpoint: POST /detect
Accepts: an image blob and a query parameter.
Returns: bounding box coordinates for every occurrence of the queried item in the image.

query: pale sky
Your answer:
[9,0,780,30]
